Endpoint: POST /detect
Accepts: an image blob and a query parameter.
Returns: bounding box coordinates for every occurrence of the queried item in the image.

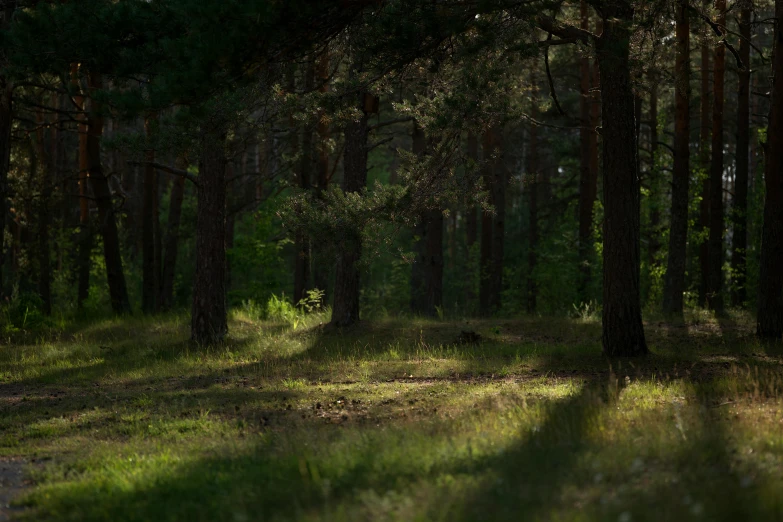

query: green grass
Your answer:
[2,310,783,521]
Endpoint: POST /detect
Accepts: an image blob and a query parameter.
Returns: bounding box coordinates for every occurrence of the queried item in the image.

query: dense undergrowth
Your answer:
[1,310,783,521]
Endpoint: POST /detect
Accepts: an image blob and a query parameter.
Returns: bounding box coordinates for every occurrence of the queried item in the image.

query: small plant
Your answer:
[571,300,601,322]
[297,288,325,313]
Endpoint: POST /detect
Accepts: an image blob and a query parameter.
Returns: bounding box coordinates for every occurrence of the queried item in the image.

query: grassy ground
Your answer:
[1,309,783,521]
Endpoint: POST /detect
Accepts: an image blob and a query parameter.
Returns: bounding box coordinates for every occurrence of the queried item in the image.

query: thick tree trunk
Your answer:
[294,62,315,306]
[707,0,726,313]
[225,162,236,293]
[757,0,783,339]
[160,159,186,310]
[663,1,690,318]
[87,72,130,314]
[142,115,159,313]
[732,2,752,308]
[578,0,598,303]
[191,128,228,344]
[330,91,369,327]
[698,0,712,307]
[596,3,647,356]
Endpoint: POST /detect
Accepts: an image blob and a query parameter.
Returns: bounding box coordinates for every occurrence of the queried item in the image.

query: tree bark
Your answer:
[707,0,726,313]
[330,90,369,327]
[160,158,186,310]
[698,0,712,307]
[663,1,690,318]
[191,128,228,344]
[491,127,506,313]
[87,72,131,314]
[757,0,783,339]
[142,114,159,313]
[732,2,752,308]
[595,2,647,356]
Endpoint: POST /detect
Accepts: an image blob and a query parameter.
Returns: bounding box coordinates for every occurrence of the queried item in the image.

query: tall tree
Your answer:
[732,1,752,307]
[594,1,647,355]
[192,126,228,343]
[527,101,539,314]
[757,0,783,339]
[313,50,332,297]
[479,125,503,315]
[142,114,160,314]
[577,0,598,302]
[71,64,92,309]
[294,62,314,306]
[698,0,712,307]
[160,158,187,310]
[663,0,691,317]
[410,121,444,317]
[86,72,131,314]
[707,0,727,313]
[331,88,370,327]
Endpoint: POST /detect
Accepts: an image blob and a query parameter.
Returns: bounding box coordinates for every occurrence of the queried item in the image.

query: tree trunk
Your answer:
[465,132,479,310]
[294,62,315,306]
[191,128,228,344]
[732,2,752,308]
[491,127,506,313]
[87,72,130,314]
[142,115,159,313]
[410,122,444,317]
[160,159,186,310]
[707,0,726,313]
[698,0,712,307]
[757,0,783,339]
[578,0,598,303]
[479,127,500,316]
[35,110,53,315]
[313,50,332,297]
[225,161,236,294]
[331,90,369,327]
[71,64,92,308]
[596,3,647,356]
[648,78,660,267]
[663,1,690,318]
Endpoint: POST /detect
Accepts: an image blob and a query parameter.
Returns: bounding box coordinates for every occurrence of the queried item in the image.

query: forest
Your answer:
[2,0,783,520]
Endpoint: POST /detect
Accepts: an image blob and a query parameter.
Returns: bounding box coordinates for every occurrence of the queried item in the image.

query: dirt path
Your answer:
[0,458,27,521]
